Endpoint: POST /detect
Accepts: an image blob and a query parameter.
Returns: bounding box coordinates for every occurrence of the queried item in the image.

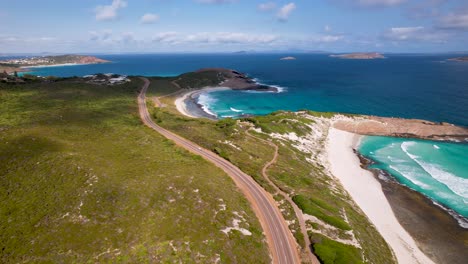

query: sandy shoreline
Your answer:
[327,128,435,264]
[175,87,230,119]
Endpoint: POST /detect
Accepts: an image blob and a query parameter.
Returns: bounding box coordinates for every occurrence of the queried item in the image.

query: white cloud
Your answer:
[258,2,277,12]
[152,32,180,44]
[331,0,406,8]
[195,0,236,4]
[356,0,406,6]
[189,32,277,44]
[383,26,449,42]
[384,26,424,40]
[438,12,468,30]
[324,25,332,32]
[89,30,113,42]
[310,34,344,43]
[151,32,278,45]
[277,3,296,22]
[140,13,160,24]
[95,0,127,21]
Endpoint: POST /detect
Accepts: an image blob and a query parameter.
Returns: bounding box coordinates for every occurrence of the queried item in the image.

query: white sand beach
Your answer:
[174,87,229,118]
[326,128,435,264]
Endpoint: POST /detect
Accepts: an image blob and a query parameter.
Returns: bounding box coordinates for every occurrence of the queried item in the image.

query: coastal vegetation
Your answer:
[145,75,396,264]
[0,78,270,263]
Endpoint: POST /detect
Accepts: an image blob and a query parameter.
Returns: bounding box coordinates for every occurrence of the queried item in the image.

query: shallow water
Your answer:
[359,136,468,224]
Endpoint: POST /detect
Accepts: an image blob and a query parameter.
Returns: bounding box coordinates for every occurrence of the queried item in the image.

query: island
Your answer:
[449,56,468,62]
[330,52,385,60]
[280,56,297,60]
[0,54,109,74]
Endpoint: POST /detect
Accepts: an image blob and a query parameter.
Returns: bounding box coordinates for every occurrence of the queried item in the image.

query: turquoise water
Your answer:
[23,54,468,126]
[20,53,468,224]
[359,136,468,222]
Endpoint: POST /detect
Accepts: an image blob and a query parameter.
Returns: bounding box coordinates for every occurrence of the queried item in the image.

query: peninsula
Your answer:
[330,52,385,59]
[0,54,109,73]
[449,56,468,62]
[180,68,278,92]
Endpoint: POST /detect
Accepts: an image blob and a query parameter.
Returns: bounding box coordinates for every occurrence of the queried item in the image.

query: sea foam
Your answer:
[197,93,218,117]
[401,141,468,199]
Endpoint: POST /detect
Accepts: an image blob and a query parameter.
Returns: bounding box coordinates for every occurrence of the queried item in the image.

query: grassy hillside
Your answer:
[0,79,270,263]
[145,78,395,264]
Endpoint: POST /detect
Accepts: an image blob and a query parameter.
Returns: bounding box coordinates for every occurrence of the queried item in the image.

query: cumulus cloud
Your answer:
[140,13,160,24]
[258,2,277,12]
[277,3,296,22]
[95,0,127,21]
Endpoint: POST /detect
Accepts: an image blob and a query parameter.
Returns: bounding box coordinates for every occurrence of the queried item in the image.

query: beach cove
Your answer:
[172,84,468,263]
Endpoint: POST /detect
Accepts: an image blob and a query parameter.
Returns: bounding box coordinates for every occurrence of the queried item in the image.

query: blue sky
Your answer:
[1,0,467,53]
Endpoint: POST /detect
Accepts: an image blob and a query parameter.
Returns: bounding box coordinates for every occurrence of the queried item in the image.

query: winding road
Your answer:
[138,78,301,264]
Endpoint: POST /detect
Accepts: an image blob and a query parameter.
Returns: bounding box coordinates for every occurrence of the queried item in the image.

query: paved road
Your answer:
[138,77,300,264]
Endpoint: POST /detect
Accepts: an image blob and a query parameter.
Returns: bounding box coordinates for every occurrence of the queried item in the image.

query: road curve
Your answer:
[138,77,300,264]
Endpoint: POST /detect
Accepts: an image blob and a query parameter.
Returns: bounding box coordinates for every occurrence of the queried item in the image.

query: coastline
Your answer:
[20,63,96,69]
[357,151,468,264]
[175,87,230,119]
[326,128,435,264]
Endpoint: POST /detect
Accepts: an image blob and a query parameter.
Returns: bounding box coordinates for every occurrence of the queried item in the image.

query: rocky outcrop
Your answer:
[196,68,278,92]
[449,56,468,62]
[333,116,468,141]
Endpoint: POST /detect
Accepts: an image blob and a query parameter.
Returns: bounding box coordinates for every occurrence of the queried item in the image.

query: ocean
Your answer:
[26,53,468,224]
[359,137,468,225]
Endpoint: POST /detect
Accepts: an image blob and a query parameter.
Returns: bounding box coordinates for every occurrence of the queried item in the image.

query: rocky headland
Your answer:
[333,116,468,141]
[449,56,468,62]
[191,68,278,92]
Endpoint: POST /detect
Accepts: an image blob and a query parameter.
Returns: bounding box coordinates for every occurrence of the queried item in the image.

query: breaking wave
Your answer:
[401,142,468,199]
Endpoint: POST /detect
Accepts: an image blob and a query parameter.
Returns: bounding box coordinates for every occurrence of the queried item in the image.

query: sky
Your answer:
[1,0,468,53]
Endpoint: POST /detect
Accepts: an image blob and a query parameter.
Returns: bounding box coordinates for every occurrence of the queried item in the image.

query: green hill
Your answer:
[0,78,269,263]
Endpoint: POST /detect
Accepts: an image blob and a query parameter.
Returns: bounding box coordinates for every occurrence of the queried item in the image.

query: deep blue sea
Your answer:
[27,54,468,125]
[25,54,468,223]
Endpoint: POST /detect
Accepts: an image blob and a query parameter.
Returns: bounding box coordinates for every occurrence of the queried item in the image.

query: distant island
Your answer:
[330,52,385,60]
[449,56,468,62]
[280,56,297,60]
[0,54,109,73]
